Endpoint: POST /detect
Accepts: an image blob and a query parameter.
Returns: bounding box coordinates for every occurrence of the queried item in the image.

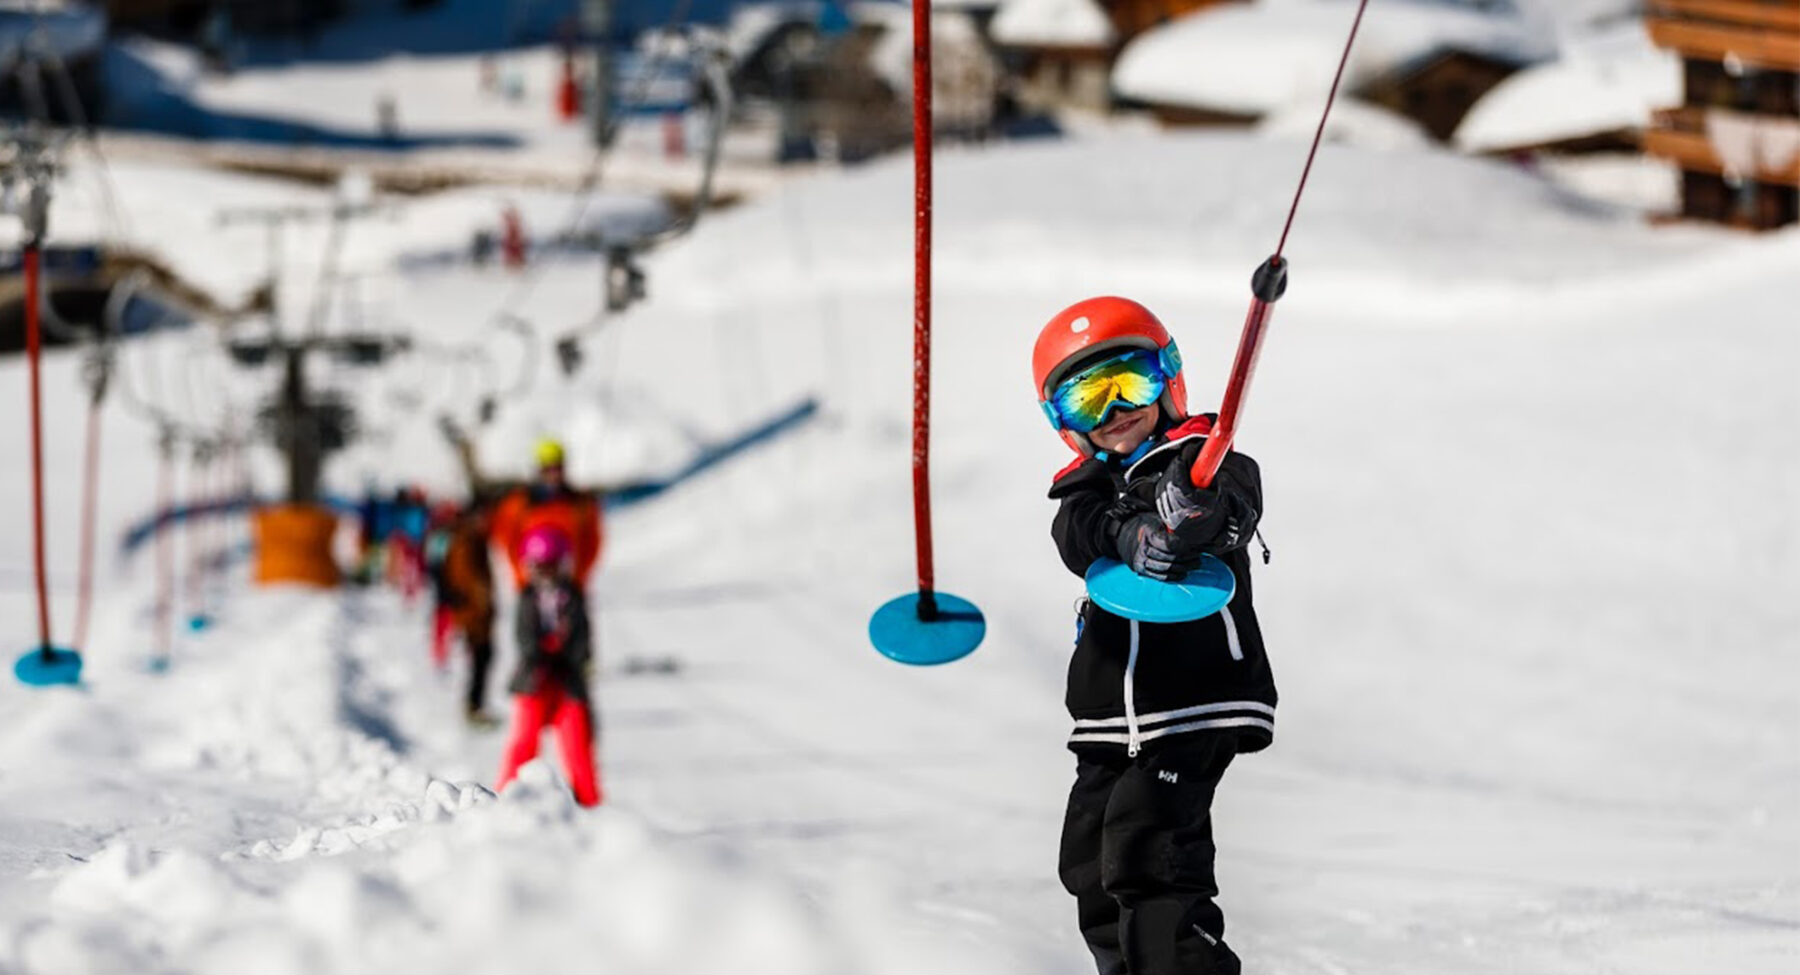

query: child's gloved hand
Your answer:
[1114,512,1205,581]
[1155,453,1259,555]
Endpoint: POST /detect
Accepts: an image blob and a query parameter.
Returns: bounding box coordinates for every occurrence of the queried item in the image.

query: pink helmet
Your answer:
[519,525,572,568]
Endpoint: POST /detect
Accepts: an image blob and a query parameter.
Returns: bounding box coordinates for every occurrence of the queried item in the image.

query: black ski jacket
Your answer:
[1048,415,1277,757]
[507,576,593,701]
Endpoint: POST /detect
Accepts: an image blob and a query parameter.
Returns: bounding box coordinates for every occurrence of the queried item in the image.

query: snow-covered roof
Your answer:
[725,1,827,64]
[1114,0,1553,116]
[990,0,1117,50]
[1454,22,1682,153]
[1509,0,1646,34]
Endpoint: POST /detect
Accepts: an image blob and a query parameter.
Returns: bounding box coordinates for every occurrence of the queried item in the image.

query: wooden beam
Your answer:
[1649,0,1800,32]
[1648,16,1800,70]
[1644,126,1800,184]
[1652,106,1702,132]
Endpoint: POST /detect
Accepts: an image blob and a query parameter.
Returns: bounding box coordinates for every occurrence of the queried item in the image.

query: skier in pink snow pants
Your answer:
[495,525,602,806]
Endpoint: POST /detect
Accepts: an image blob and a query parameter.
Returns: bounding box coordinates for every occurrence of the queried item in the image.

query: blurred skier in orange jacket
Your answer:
[489,438,603,590]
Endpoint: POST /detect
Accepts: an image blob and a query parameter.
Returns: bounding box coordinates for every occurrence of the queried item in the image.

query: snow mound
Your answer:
[19,792,845,975]
[1257,97,1433,151]
[0,585,1012,975]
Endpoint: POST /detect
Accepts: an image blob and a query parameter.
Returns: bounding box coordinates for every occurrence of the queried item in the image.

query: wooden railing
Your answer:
[1648,0,1800,32]
[1643,108,1800,184]
[1647,15,1800,71]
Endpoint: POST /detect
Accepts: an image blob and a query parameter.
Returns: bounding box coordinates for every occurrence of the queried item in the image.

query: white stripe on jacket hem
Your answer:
[1068,715,1275,746]
[1072,699,1274,731]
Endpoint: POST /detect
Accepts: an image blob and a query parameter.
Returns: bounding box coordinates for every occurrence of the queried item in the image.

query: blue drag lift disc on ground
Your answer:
[1085,555,1236,623]
[869,591,985,666]
[14,646,83,687]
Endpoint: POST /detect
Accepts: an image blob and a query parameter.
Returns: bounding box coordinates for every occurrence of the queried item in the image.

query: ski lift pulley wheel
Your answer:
[14,646,83,687]
[1084,554,1236,624]
[869,591,986,666]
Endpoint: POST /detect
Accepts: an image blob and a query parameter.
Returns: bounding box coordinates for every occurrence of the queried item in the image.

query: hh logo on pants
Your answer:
[1158,770,1179,784]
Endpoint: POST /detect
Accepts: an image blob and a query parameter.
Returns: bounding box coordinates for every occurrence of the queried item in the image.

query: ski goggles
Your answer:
[1043,346,1177,434]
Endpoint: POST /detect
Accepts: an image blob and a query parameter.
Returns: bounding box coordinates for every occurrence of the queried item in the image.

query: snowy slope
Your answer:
[2,128,1797,975]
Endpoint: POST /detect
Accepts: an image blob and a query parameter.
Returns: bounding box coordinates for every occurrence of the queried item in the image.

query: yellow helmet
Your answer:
[533,437,566,469]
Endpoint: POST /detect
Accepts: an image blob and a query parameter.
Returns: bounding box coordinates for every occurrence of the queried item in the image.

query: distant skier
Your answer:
[352,487,391,586]
[426,499,499,726]
[489,438,603,592]
[501,205,527,270]
[426,502,460,670]
[387,487,430,604]
[1033,298,1273,975]
[495,525,602,807]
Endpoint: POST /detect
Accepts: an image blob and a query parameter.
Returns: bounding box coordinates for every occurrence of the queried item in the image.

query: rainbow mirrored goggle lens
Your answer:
[1045,348,1168,435]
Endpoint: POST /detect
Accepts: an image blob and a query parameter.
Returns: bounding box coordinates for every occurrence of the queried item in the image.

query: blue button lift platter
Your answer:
[1084,554,1235,623]
[869,591,986,666]
[14,646,83,687]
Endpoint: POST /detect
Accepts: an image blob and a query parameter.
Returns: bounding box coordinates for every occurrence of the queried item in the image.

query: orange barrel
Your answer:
[251,503,341,588]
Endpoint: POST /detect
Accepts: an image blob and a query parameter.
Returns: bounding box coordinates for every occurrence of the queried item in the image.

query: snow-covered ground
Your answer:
[2,120,1797,975]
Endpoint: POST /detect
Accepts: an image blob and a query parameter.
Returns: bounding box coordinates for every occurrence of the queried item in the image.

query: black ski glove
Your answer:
[1155,451,1260,555]
[1114,511,1205,581]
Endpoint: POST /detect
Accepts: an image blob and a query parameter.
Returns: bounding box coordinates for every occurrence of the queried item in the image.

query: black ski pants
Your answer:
[466,635,494,714]
[1058,735,1240,975]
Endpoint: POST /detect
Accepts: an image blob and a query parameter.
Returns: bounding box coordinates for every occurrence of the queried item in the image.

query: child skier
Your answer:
[1034,297,1273,975]
[494,525,602,807]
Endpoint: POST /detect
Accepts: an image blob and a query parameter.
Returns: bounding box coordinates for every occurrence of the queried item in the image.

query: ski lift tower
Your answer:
[582,0,612,147]
[215,177,411,586]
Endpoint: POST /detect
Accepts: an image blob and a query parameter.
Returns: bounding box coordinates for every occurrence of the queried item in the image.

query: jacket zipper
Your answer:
[1122,604,1242,756]
[1125,619,1142,757]
[1220,605,1244,661]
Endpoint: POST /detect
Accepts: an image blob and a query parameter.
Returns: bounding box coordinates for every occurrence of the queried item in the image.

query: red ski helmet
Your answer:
[1032,296,1187,457]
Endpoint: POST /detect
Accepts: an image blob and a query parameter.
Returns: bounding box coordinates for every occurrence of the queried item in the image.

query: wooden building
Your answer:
[1643,0,1800,230]
[1360,48,1530,142]
[737,6,1001,163]
[1107,0,1226,39]
[990,0,1234,114]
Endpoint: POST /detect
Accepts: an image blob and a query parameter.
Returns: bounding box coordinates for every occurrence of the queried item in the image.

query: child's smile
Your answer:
[1091,403,1159,454]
